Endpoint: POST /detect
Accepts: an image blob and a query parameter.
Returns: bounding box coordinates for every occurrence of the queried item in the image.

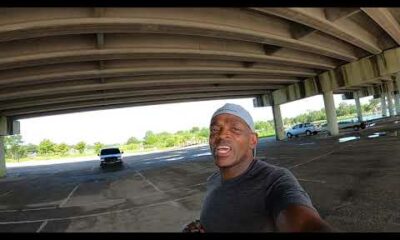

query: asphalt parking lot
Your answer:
[0,116,399,232]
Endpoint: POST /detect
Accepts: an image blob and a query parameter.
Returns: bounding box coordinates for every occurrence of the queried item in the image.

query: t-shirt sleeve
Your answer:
[268,168,316,221]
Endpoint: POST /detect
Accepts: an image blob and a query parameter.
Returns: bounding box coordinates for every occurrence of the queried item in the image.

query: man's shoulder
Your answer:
[253,159,286,175]
[207,171,220,182]
[251,159,294,182]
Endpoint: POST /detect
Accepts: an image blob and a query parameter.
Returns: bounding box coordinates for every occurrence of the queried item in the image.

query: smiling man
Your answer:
[198,103,334,232]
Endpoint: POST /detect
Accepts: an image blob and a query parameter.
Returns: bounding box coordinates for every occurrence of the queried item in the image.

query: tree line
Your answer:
[3,98,381,162]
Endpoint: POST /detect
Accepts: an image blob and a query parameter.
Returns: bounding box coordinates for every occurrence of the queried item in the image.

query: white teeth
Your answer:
[216,146,231,150]
[216,146,231,154]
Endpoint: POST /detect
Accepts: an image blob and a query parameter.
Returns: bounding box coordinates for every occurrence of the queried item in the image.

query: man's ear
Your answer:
[249,132,258,148]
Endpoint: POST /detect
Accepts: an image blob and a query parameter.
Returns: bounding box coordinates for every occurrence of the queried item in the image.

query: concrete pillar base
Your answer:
[272,105,285,141]
[323,91,339,136]
[395,94,400,115]
[354,92,363,122]
[381,94,388,117]
[0,136,5,178]
[386,81,395,117]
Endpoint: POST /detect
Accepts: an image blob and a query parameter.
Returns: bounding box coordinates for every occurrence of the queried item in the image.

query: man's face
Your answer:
[209,113,258,169]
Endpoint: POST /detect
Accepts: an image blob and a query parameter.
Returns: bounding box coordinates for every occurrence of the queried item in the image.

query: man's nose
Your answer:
[217,127,231,139]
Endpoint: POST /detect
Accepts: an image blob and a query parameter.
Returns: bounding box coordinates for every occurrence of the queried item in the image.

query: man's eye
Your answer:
[232,127,242,132]
[210,127,219,133]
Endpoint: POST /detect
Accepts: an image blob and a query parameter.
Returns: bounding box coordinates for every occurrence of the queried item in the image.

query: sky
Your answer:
[19,94,373,145]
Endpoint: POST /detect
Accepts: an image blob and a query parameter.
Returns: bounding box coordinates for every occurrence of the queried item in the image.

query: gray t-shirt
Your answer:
[200,159,315,232]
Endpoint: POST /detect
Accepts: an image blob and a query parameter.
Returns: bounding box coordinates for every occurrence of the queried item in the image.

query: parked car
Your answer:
[338,119,366,130]
[98,147,124,167]
[320,119,367,132]
[286,123,321,138]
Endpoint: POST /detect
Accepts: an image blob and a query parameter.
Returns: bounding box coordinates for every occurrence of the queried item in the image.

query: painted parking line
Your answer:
[297,178,326,184]
[0,194,197,225]
[288,149,337,169]
[59,184,80,208]
[36,220,48,233]
[0,190,12,197]
[135,171,163,193]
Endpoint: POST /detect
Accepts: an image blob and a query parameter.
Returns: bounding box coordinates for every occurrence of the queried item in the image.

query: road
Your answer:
[0,118,399,232]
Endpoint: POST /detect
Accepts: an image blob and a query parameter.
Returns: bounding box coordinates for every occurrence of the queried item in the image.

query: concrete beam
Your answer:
[0,85,275,110]
[271,46,400,105]
[0,65,316,87]
[0,17,357,61]
[10,92,262,120]
[362,8,400,45]
[272,104,285,140]
[251,8,381,54]
[323,91,339,136]
[324,8,361,22]
[0,48,336,72]
[0,77,288,102]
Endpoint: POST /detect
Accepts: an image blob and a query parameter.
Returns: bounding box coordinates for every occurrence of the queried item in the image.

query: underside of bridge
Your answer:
[0,7,400,119]
[1,8,400,176]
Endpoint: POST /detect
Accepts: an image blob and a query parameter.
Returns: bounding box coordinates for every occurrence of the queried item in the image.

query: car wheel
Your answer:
[306,130,312,136]
[353,125,359,131]
[287,133,293,138]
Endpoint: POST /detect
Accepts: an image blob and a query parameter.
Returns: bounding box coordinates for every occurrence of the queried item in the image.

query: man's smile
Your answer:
[215,145,232,156]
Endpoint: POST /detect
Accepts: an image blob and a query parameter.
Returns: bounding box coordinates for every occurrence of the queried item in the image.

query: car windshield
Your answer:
[100,148,121,155]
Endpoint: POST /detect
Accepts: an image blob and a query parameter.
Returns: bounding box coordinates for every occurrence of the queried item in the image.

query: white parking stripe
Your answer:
[289,149,337,169]
[297,178,326,184]
[0,190,12,197]
[135,171,163,193]
[59,184,80,208]
[36,220,48,232]
[0,194,197,225]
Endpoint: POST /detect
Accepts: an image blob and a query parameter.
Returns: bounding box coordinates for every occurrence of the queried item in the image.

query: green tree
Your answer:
[38,139,56,155]
[126,136,140,145]
[197,127,209,139]
[94,142,105,154]
[144,131,158,146]
[190,126,200,133]
[23,143,37,155]
[56,143,70,156]
[4,135,25,161]
[75,141,86,154]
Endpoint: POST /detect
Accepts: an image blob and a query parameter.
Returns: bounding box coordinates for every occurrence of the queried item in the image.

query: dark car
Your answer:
[98,148,123,167]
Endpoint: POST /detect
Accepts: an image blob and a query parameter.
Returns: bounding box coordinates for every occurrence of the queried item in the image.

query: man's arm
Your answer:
[275,205,335,232]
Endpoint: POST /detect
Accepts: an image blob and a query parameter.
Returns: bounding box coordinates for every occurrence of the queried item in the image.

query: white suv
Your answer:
[99,148,124,167]
[286,123,321,138]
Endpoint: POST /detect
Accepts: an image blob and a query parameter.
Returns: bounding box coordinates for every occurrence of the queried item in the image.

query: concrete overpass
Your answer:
[1,7,400,177]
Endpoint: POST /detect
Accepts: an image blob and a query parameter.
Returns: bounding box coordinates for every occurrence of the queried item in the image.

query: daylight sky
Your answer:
[19,94,373,145]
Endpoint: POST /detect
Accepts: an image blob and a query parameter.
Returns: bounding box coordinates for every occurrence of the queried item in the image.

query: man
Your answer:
[197,103,334,232]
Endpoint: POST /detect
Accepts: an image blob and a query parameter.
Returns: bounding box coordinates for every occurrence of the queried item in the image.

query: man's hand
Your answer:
[275,205,335,232]
[182,220,205,233]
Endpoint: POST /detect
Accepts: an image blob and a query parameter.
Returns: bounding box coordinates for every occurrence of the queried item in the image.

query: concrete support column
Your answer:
[381,93,388,117]
[323,91,339,136]
[386,81,395,117]
[0,116,6,178]
[0,136,5,178]
[272,104,285,141]
[394,94,400,115]
[354,91,363,122]
[395,73,400,115]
